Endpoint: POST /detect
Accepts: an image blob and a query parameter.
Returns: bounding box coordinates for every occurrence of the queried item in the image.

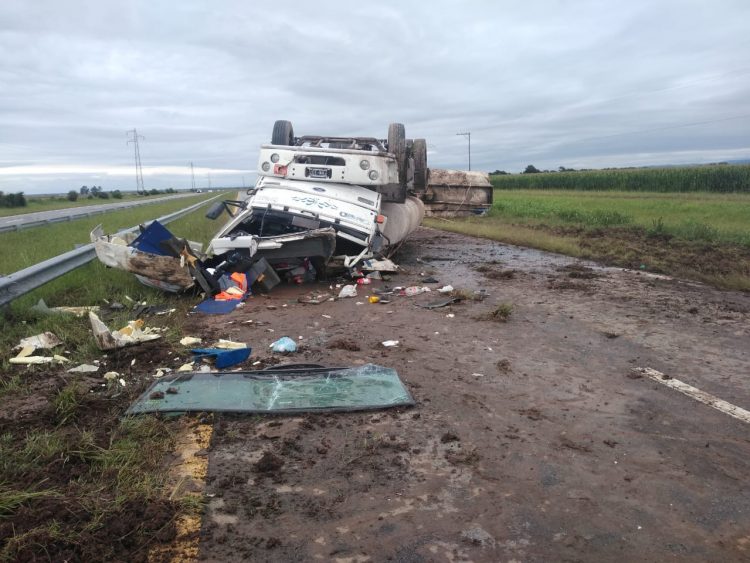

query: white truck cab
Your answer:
[206,121,425,271]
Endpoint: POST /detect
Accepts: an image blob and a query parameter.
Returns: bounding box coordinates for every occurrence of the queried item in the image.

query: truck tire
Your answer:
[412,138,427,191]
[272,120,294,145]
[388,123,407,186]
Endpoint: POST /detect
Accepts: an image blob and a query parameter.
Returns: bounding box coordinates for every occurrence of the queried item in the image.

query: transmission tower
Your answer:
[190,162,196,191]
[126,129,145,194]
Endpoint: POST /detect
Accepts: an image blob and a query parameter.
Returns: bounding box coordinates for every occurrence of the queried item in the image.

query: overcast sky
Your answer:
[1,0,749,193]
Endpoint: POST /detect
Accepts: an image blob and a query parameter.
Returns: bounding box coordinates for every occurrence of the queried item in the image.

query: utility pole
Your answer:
[207,173,212,190]
[126,129,145,194]
[190,162,196,191]
[456,132,471,171]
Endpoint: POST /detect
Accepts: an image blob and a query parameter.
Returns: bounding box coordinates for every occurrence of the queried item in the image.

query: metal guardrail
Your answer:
[0,193,201,234]
[0,195,220,307]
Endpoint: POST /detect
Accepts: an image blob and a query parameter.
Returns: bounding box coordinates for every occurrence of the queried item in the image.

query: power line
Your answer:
[126,129,145,195]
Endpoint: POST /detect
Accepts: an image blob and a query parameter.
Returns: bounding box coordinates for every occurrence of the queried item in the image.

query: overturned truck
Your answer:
[93,121,490,293]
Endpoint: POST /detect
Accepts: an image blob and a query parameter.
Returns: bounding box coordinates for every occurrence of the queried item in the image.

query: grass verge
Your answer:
[425,216,750,291]
[0,192,193,218]
[0,193,237,559]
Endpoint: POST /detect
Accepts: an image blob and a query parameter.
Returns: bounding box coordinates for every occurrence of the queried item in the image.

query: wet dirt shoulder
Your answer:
[192,227,750,561]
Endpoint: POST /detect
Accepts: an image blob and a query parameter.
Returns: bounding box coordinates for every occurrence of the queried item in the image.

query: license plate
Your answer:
[306,167,331,179]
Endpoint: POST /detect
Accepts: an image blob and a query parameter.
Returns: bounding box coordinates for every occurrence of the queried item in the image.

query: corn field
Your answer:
[490,165,750,192]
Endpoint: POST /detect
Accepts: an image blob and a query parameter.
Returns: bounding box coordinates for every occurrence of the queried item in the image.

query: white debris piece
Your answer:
[10,355,54,365]
[89,312,161,350]
[180,336,202,346]
[382,340,400,347]
[68,363,100,373]
[436,285,454,293]
[215,339,247,350]
[14,332,63,351]
[361,258,399,272]
[338,285,357,298]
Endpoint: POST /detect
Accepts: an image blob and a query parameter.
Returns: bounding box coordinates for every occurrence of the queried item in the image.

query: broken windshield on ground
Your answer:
[126,364,415,414]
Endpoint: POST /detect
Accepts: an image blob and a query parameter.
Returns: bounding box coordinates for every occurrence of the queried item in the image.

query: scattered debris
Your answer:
[298,291,334,305]
[361,258,399,272]
[68,364,100,373]
[89,312,162,350]
[401,286,431,296]
[436,285,454,293]
[9,355,55,365]
[14,332,63,351]
[30,299,99,317]
[215,339,248,350]
[382,340,400,347]
[338,285,357,298]
[270,337,297,353]
[192,346,251,369]
[420,297,460,309]
[180,336,202,346]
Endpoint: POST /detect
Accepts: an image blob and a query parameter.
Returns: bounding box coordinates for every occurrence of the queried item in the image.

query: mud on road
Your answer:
[180,227,750,562]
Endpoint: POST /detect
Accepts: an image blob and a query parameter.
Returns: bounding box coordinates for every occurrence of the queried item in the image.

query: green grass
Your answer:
[426,189,750,291]
[0,191,186,218]
[488,190,750,246]
[491,164,750,193]
[0,192,217,274]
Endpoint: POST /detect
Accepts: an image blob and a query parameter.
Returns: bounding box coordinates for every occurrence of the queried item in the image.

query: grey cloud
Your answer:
[1,0,749,193]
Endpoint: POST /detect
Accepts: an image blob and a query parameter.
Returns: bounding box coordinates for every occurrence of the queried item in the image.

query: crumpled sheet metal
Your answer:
[90,225,197,292]
[126,364,415,415]
[89,312,162,350]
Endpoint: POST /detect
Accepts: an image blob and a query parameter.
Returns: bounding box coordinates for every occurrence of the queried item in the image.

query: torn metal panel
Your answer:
[91,225,199,292]
[126,364,415,414]
[89,312,162,350]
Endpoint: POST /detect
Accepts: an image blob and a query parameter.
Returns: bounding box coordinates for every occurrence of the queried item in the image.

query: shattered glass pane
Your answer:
[126,364,415,414]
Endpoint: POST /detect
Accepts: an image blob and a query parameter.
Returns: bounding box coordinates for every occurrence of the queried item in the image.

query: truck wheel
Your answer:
[412,138,427,191]
[272,120,294,145]
[388,123,407,185]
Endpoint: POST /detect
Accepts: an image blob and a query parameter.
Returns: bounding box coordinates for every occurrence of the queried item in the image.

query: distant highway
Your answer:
[0,193,200,233]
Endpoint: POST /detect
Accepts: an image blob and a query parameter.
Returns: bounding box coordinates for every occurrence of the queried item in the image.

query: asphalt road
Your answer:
[0,193,198,231]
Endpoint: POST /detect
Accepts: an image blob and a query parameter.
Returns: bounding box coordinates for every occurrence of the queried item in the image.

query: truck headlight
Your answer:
[261,162,271,172]
[359,159,370,170]
[368,170,379,180]
[270,153,280,163]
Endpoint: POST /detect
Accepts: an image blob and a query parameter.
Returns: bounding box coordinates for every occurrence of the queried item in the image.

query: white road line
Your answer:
[635,367,750,425]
